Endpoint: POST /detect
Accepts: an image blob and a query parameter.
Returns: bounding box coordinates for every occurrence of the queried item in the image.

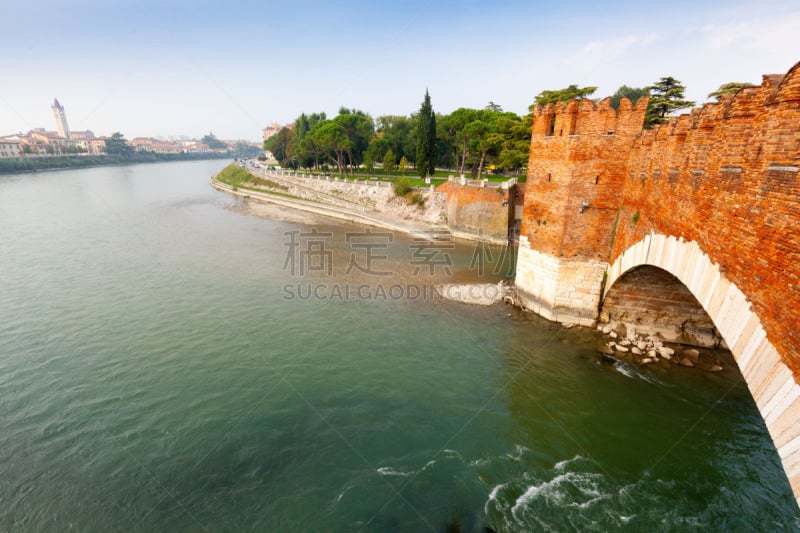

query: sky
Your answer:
[1,0,798,142]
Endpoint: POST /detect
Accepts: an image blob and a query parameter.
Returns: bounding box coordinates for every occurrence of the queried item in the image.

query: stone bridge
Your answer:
[514,62,800,503]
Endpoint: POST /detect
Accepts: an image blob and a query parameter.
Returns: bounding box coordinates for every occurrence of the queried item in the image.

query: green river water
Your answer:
[0,160,798,531]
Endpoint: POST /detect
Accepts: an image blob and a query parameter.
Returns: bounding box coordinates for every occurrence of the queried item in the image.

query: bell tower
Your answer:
[51,98,70,139]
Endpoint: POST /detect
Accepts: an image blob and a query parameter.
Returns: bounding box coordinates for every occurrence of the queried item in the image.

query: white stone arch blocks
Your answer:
[605,232,800,506]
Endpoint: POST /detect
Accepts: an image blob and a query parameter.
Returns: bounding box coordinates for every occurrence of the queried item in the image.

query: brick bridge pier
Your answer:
[514,62,800,504]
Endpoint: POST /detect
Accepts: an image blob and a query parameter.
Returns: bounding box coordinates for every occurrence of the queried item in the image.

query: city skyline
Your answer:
[1,0,798,141]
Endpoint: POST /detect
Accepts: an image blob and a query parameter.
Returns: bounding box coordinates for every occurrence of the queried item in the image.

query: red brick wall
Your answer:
[444,182,512,242]
[522,61,800,375]
[522,97,649,259]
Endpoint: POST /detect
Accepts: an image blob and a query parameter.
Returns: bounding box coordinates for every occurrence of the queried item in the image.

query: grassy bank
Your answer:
[214,164,303,202]
[215,164,288,191]
[0,152,232,174]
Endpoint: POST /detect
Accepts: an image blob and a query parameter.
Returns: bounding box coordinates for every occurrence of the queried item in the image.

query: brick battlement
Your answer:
[531,95,650,138]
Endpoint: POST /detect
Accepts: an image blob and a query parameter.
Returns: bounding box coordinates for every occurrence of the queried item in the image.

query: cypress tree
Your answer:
[416,90,436,178]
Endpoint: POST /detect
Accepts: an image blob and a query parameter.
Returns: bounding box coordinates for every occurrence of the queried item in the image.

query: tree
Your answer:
[439,108,479,175]
[383,148,395,172]
[399,155,408,175]
[488,112,530,175]
[485,101,503,113]
[708,82,755,101]
[644,77,695,128]
[465,117,492,179]
[363,153,374,175]
[105,132,133,158]
[309,121,351,176]
[264,127,294,165]
[609,85,648,112]
[234,141,259,158]
[333,110,374,173]
[415,90,436,178]
[201,132,227,150]
[366,137,389,163]
[377,115,415,165]
[531,84,597,109]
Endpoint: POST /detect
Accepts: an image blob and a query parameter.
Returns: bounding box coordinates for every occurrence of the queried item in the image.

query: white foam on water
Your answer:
[469,457,491,467]
[554,454,585,472]
[613,361,636,379]
[484,483,508,515]
[613,361,663,386]
[506,444,530,461]
[442,449,463,460]
[376,467,412,477]
[567,493,609,510]
[510,471,608,523]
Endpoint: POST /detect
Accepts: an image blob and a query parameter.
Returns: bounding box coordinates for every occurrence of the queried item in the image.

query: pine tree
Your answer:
[644,77,695,128]
[383,148,395,172]
[416,89,436,178]
[707,82,755,101]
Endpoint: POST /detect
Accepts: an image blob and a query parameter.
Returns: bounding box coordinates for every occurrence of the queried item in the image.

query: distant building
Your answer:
[69,130,95,140]
[181,141,211,153]
[151,140,181,154]
[262,122,283,142]
[0,139,21,159]
[131,137,155,152]
[51,98,70,139]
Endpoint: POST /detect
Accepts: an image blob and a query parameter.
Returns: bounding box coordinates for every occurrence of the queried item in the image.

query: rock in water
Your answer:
[609,331,618,339]
[615,345,629,353]
[683,348,700,359]
[642,358,653,364]
[679,357,695,368]
[658,346,675,358]
[631,347,643,355]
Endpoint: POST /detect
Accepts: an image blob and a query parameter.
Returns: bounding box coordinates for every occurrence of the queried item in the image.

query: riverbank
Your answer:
[0,152,232,174]
[210,177,446,240]
[210,162,453,239]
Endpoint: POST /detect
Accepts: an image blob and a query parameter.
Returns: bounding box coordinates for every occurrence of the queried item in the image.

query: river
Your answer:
[0,160,797,531]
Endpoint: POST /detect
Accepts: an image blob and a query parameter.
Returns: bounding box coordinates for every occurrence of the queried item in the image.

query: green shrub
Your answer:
[409,191,425,207]
[393,177,412,197]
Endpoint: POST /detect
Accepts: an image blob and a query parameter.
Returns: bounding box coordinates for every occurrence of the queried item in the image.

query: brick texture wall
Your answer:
[521,62,800,375]
[441,181,512,243]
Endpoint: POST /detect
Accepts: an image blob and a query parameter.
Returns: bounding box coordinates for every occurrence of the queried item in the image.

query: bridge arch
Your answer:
[604,232,800,505]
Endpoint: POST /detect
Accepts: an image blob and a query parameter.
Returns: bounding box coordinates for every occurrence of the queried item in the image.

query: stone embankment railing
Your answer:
[252,167,372,211]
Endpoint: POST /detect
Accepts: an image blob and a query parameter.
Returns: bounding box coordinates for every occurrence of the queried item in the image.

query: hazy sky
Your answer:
[1,0,798,141]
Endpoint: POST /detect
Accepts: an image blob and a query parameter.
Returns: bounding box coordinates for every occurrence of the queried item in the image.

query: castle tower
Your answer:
[514,96,648,325]
[51,98,70,139]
